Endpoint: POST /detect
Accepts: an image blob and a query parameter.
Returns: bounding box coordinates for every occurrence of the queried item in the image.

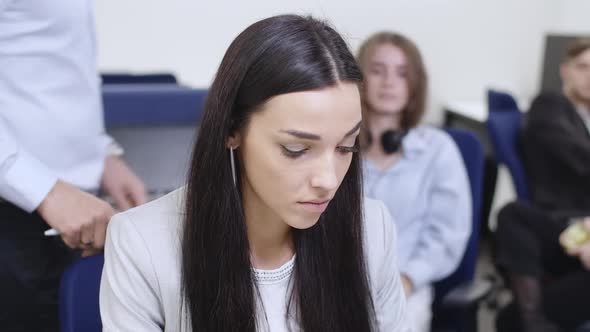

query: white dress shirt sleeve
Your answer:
[1,0,110,198]
[0,117,58,212]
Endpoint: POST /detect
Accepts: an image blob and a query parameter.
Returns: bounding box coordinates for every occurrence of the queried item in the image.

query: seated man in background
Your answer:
[0,1,146,330]
[495,38,590,332]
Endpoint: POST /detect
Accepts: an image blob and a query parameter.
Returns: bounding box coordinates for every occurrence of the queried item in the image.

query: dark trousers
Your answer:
[0,203,78,332]
[495,201,590,331]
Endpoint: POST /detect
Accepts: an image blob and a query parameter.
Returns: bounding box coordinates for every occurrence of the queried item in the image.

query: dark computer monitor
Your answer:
[540,34,589,93]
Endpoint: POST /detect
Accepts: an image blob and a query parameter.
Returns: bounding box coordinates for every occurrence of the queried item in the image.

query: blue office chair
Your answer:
[59,85,207,331]
[431,128,490,332]
[485,90,529,201]
[486,110,530,201]
[101,72,178,85]
[487,89,519,112]
[59,254,104,332]
[102,84,207,127]
[101,84,208,198]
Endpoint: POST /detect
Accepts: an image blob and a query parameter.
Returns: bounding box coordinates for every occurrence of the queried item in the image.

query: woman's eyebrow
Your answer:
[279,120,362,141]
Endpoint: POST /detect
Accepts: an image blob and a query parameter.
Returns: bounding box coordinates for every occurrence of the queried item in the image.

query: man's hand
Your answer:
[101,156,147,211]
[37,180,115,254]
[560,218,590,270]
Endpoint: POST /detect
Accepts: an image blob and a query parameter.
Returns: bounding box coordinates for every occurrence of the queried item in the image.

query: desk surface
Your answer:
[444,97,529,123]
[445,101,488,123]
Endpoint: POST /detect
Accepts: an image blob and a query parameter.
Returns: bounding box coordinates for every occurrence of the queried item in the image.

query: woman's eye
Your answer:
[397,67,408,78]
[281,145,308,158]
[337,145,359,154]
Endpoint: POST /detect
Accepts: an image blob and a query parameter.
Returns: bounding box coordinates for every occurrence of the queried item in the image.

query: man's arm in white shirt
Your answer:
[0,117,58,212]
[0,1,55,211]
[0,117,117,254]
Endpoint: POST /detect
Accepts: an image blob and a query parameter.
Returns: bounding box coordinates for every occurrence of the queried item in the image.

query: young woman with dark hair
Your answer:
[99,15,410,332]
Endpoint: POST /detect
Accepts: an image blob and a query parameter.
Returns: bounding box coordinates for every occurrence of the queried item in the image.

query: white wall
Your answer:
[551,0,590,33]
[96,1,590,229]
[95,0,559,124]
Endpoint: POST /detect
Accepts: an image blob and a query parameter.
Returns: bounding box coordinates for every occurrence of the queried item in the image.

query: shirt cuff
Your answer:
[0,149,58,212]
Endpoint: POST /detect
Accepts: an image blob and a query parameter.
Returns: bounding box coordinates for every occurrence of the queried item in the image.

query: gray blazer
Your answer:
[99,188,412,331]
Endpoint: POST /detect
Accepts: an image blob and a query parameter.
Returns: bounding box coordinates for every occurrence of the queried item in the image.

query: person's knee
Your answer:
[496,204,517,239]
[496,201,532,238]
[497,202,524,226]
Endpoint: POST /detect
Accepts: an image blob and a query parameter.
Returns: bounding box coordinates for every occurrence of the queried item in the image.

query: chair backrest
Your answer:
[59,86,207,331]
[486,110,530,201]
[433,128,485,304]
[487,89,519,112]
[486,89,529,200]
[101,73,178,85]
[59,254,104,332]
[102,85,207,196]
[102,84,207,127]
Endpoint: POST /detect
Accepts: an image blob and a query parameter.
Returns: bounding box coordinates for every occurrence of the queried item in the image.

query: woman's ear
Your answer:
[226,133,242,149]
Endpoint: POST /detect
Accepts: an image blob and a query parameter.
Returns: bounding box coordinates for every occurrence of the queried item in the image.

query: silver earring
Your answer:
[229,147,237,186]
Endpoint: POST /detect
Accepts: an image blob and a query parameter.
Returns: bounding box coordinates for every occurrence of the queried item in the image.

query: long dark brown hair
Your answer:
[181,15,376,331]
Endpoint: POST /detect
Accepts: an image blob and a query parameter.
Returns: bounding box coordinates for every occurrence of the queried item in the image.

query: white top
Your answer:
[100,188,412,331]
[0,0,111,211]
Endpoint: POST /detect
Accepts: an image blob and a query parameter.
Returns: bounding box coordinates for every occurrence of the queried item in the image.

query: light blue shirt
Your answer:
[363,126,472,289]
[0,0,111,211]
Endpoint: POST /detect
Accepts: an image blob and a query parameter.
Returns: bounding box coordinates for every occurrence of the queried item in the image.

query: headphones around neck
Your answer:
[379,129,407,154]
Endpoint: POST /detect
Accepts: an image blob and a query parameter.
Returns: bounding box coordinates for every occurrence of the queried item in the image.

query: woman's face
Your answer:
[364,43,410,115]
[234,83,361,230]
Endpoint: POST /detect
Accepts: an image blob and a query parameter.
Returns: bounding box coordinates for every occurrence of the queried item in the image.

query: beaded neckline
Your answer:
[253,255,295,284]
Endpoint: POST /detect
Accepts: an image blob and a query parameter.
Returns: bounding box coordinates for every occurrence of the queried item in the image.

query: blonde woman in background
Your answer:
[357,32,472,332]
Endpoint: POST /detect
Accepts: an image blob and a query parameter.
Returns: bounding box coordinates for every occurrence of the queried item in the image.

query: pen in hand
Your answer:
[44,228,60,236]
